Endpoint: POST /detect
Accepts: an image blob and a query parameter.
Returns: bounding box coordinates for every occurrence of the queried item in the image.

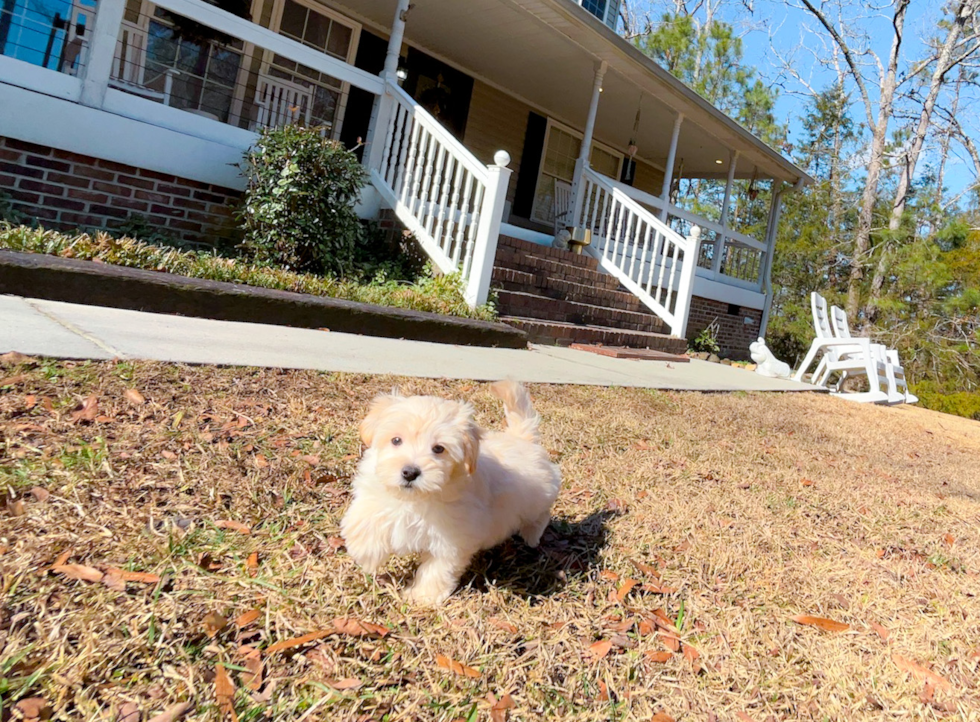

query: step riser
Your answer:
[493,252,621,290]
[504,319,687,353]
[492,270,648,314]
[495,291,668,334]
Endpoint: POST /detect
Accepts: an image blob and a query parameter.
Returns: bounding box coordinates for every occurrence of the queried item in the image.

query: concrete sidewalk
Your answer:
[0,295,821,392]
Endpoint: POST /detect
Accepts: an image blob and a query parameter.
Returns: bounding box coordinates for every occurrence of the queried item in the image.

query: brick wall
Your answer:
[0,137,241,247]
[686,296,763,360]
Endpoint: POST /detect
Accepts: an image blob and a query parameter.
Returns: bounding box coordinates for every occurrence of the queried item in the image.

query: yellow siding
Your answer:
[463,81,532,204]
[633,159,664,198]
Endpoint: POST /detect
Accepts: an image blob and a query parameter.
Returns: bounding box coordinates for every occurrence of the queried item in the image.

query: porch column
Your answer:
[78,0,125,108]
[570,60,607,228]
[759,183,786,339]
[658,112,683,221]
[364,0,411,174]
[712,149,739,275]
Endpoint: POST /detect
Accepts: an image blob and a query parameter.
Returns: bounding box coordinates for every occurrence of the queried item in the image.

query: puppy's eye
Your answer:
[431,444,445,454]
[391,437,402,446]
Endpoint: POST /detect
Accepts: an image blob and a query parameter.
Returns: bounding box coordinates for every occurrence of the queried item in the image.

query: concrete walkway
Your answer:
[1,295,820,392]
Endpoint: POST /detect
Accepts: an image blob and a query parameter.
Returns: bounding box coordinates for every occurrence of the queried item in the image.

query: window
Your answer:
[531,122,623,225]
[143,15,243,122]
[576,0,620,30]
[266,0,359,135]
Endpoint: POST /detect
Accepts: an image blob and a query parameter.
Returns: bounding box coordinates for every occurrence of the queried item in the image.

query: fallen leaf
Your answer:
[24,394,37,409]
[0,351,33,365]
[204,612,229,638]
[588,640,613,660]
[325,536,345,551]
[919,680,935,704]
[0,373,28,386]
[801,479,814,487]
[869,621,890,641]
[254,454,269,469]
[659,633,681,652]
[124,389,146,405]
[645,650,672,663]
[333,617,390,638]
[638,619,655,636]
[616,578,637,602]
[53,563,104,583]
[944,533,955,547]
[489,693,516,722]
[436,653,481,677]
[103,570,126,592]
[160,450,177,460]
[892,653,952,691]
[198,553,222,572]
[631,560,661,578]
[683,645,701,662]
[215,520,251,535]
[265,629,334,654]
[790,615,850,632]
[640,583,677,594]
[14,698,50,720]
[147,702,194,722]
[636,489,649,499]
[674,540,692,553]
[299,455,320,465]
[242,655,263,692]
[599,570,619,581]
[30,487,50,502]
[605,498,628,513]
[70,394,100,423]
[215,664,238,721]
[51,549,72,568]
[246,552,258,577]
[236,609,261,628]
[736,714,756,722]
[7,499,26,516]
[651,714,675,722]
[596,681,610,701]
[105,568,161,584]
[117,702,140,722]
[325,677,362,690]
[489,617,518,633]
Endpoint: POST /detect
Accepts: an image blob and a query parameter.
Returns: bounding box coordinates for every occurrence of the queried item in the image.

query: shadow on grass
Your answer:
[461,509,616,600]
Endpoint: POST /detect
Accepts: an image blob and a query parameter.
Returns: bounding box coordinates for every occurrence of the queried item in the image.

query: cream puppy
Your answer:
[341,382,561,605]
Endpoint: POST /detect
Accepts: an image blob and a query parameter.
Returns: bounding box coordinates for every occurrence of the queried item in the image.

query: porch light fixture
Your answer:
[715,159,724,164]
[396,67,408,81]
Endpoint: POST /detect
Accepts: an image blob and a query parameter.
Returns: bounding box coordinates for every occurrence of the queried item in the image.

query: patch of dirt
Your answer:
[1,359,978,720]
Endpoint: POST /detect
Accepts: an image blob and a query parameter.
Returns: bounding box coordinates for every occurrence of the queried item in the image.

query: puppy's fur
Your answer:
[341,382,561,605]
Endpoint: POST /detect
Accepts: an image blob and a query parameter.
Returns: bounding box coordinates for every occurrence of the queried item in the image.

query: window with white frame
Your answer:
[264,0,359,136]
[576,0,621,30]
[531,122,623,225]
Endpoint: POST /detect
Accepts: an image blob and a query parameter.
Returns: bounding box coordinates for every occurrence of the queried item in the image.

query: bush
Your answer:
[239,126,365,276]
[689,320,721,355]
[911,381,980,421]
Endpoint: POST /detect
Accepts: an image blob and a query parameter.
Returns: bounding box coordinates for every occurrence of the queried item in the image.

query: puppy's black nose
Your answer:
[401,465,421,483]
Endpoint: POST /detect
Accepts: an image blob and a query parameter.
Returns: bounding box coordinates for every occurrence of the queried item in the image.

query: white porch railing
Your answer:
[578,166,699,337]
[368,80,511,307]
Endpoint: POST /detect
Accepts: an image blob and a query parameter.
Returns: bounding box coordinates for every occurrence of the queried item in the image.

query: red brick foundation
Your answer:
[0,137,241,247]
[686,296,763,360]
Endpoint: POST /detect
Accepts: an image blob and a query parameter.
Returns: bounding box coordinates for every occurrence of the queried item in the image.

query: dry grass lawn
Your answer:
[1,358,978,721]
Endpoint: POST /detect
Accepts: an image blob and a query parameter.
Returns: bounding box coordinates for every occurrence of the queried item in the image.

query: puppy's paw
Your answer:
[404,582,454,606]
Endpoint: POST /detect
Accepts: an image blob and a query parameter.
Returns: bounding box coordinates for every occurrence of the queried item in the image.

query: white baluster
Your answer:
[462,182,486,278]
[406,127,428,213]
[415,132,437,220]
[426,144,448,240]
[453,170,474,266]
[443,158,462,260]
[463,151,511,307]
[433,154,456,254]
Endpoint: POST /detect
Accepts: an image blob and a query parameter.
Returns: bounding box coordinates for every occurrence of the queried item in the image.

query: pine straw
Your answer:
[1,360,978,721]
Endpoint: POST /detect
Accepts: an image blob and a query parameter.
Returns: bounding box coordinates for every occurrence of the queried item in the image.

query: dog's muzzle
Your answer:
[400,465,421,487]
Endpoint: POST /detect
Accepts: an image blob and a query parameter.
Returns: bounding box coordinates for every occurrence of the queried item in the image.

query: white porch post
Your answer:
[759,183,786,339]
[364,0,410,172]
[712,149,739,275]
[570,60,607,227]
[464,151,513,307]
[659,112,683,221]
[78,0,125,108]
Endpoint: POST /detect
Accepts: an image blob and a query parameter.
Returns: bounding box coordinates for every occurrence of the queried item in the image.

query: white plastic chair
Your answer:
[793,293,889,403]
[831,306,917,405]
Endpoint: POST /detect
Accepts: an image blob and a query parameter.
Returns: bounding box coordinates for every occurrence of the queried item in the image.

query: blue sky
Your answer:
[707,0,977,200]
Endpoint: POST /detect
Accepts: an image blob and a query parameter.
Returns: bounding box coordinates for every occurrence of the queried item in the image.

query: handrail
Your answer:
[579,165,698,337]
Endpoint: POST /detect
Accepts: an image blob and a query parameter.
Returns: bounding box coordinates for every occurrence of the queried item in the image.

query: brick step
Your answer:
[497,235,600,270]
[501,317,687,353]
[493,252,622,291]
[492,267,648,314]
[495,290,669,334]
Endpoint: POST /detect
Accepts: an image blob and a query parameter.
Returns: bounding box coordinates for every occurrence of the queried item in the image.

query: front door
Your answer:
[402,46,473,140]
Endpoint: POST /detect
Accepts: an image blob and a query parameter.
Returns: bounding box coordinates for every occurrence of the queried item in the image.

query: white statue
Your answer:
[552,229,571,251]
[749,337,792,378]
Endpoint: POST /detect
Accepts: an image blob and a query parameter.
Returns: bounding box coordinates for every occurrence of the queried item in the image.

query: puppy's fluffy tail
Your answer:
[491,380,540,443]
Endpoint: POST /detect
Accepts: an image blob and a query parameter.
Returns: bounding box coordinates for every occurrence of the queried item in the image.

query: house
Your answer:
[0,0,811,357]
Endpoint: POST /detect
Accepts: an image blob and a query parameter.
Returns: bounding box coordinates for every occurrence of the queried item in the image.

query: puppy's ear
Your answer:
[457,403,481,474]
[359,393,401,447]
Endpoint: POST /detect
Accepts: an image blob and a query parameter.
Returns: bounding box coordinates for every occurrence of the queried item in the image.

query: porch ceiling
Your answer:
[332,0,810,184]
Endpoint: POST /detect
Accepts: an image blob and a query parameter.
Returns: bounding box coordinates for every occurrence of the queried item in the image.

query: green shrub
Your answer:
[0,191,27,225]
[690,320,721,355]
[911,381,980,421]
[239,126,365,276]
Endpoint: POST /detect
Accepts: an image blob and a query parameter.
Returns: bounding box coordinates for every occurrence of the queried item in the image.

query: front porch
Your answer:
[0,0,808,353]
